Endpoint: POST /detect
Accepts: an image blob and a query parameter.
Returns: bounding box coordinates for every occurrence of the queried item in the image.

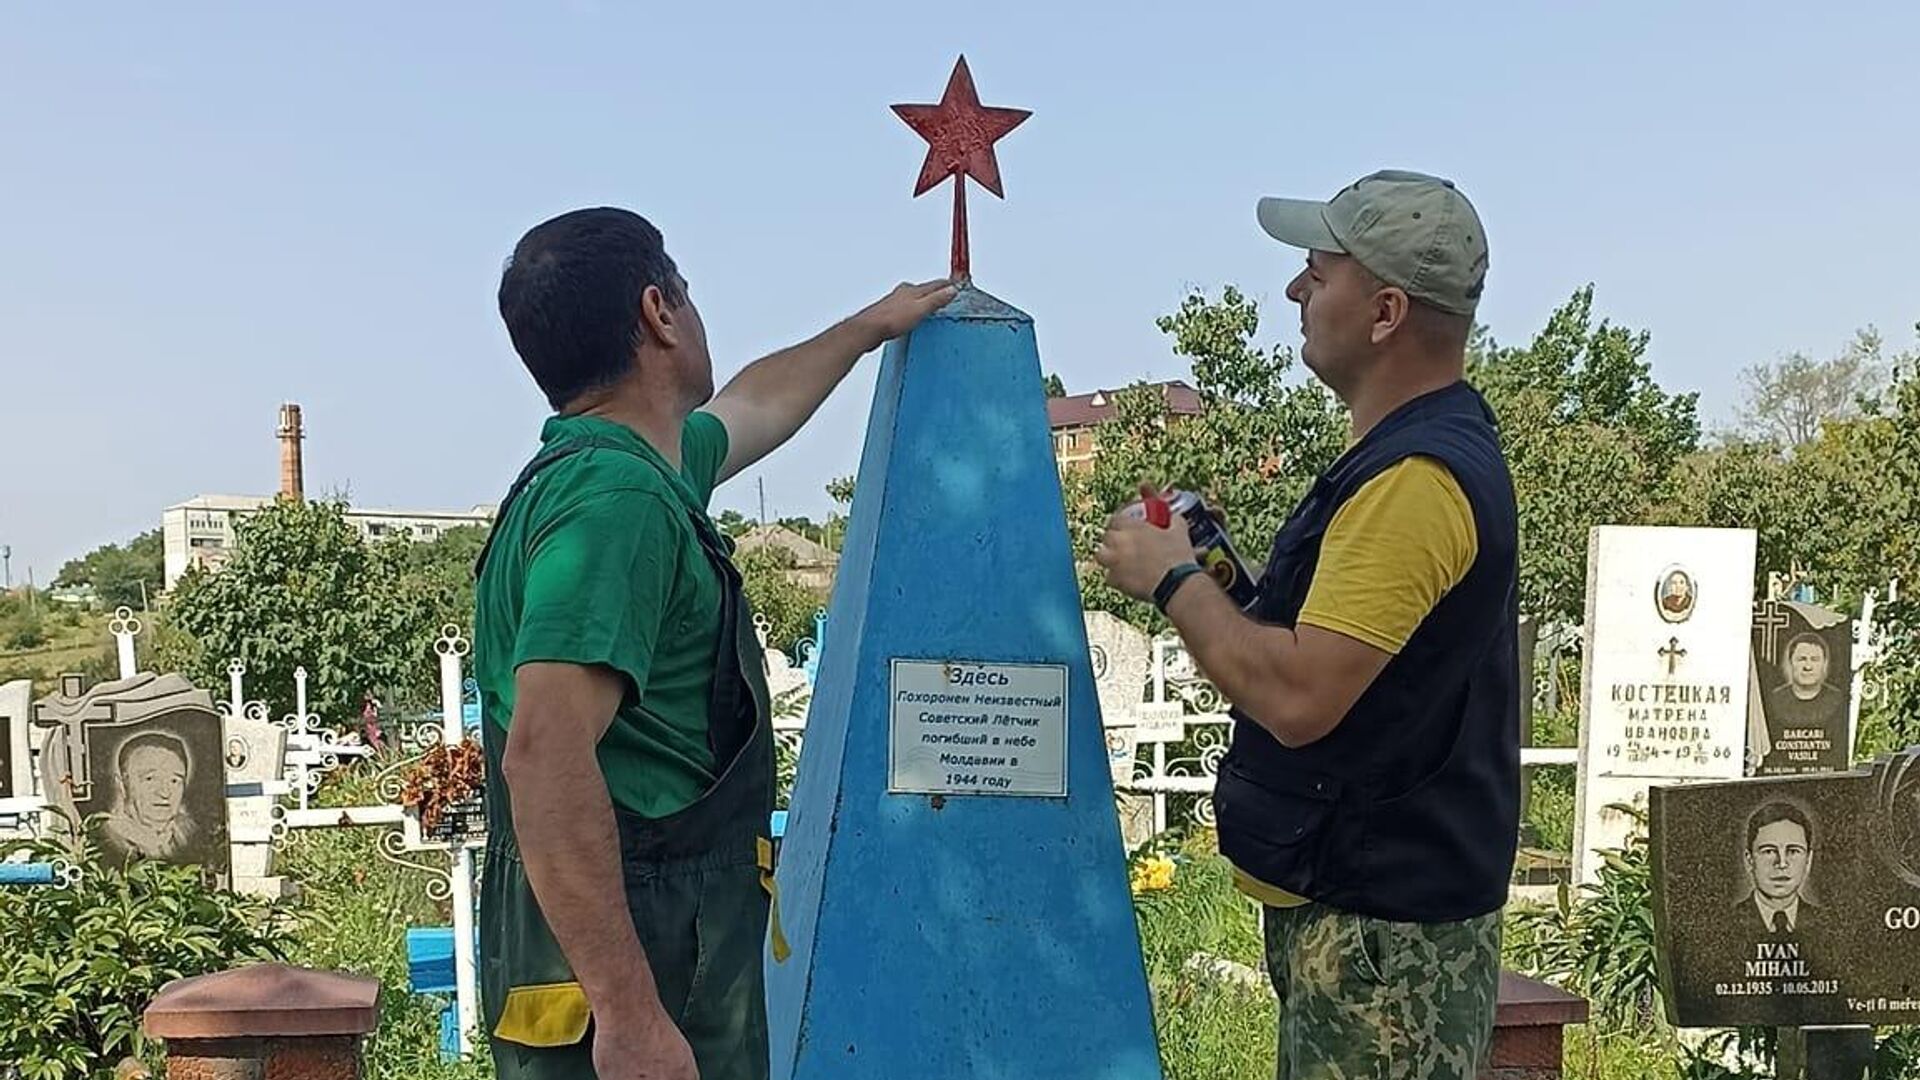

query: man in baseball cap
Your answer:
[1096,170,1519,1078]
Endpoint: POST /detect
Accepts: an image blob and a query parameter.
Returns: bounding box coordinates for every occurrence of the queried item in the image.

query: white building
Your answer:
[162,495,496,588]
[159,402,497,588]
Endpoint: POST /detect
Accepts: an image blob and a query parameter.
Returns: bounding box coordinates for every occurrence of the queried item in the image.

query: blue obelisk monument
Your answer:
[764,59,1163,1080]
[764,282,1165,1079]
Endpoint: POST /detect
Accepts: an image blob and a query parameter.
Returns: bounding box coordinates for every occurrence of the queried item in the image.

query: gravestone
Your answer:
[33,672,230,880]
[1574,526,1756,883]
[1,679,32,807]
[1086,609,1158,847]
[764,285,1163,1079]
[223,710,289,897]
[1085,610,1152,725]
[758,613,814,702]
[1748,600,1853,777]
[1651,747,1920,1028]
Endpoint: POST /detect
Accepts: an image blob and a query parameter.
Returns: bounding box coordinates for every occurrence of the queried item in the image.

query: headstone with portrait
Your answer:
[1,679,33,808]
[32,672,231,882]
[222,709,288,897]
[1651,747,1920,1027]
[1747,600,1853,777]
[1085,610,1157,849]
[1574,526,1757,883]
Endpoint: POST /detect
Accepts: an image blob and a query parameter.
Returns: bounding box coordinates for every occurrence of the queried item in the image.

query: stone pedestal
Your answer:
[143,963,379,1080]
[1480,972,1588,1080]
[1777,1026,1875,1080]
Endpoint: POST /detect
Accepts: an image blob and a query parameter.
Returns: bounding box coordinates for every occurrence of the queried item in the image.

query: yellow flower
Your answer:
[1130,855,1176,894]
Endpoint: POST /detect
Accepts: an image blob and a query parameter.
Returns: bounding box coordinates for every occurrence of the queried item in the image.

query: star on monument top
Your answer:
[892,55,1030,280]
[892,55,1030,198]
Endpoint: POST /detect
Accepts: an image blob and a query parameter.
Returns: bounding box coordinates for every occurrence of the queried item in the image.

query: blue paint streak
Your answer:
[406,925,475,1061]
[766,286,1164,1079]
[0,863,58,886]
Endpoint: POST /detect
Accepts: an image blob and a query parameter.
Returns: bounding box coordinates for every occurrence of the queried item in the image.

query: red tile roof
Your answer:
[1046,380,1202,429]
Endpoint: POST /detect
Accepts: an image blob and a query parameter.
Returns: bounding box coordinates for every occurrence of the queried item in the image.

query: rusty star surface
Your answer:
[892,55,1030,197]
[892,56,1030,279]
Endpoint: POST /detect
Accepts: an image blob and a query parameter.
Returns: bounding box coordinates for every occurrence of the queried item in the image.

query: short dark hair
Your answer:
[498,208,686,410]
[1785,632,1828,659]
[1746,800,1813,851]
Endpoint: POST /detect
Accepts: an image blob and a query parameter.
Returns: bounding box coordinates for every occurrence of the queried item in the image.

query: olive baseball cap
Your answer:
[1257,169,1489,316]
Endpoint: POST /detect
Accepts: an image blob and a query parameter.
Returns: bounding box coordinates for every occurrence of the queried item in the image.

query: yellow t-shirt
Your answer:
[1230,456,1478,908]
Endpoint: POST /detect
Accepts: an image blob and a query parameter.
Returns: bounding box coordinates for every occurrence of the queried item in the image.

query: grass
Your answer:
[0,605,119,688]
[269,782,1694,1080]
[1133,831,1274,1079]
[275,765,493,1080]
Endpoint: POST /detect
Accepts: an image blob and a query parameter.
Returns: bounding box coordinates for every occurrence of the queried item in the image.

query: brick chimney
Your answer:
[277,403,305,501]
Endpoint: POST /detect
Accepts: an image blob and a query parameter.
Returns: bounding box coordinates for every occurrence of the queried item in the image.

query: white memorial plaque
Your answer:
[1131,701,1187,744]
[888,659,1067,797]
[230,841,274,878]
[222,714,287,786]
[1573,525,1755,883]
[227,796,278,843]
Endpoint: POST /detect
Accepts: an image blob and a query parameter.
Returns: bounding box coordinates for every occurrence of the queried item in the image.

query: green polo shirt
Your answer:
[475,412,731,819]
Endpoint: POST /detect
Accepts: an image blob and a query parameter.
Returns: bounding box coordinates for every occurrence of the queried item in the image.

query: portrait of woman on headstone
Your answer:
[100,729,202,863]
[1657,566,1697,622]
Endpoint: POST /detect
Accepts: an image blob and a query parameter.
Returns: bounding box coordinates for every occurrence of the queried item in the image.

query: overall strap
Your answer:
[472,441,598,578]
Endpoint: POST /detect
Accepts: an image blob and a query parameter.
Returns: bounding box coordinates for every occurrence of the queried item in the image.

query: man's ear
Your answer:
[639,284,681,349]
[1369,287,1411,346]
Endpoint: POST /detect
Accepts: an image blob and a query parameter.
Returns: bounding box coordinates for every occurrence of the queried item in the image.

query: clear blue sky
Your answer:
[4,3,1917,585]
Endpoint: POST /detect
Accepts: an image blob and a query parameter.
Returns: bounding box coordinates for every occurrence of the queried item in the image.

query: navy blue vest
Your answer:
[1214,380,1521,922]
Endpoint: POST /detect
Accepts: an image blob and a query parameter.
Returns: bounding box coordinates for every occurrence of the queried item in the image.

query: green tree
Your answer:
[715,508,753,538]
[1852,362,1920,754]
[154,499,466,722]
[1070,286,1346,624]
[1043,372,1067,398]
[1470,285,1701,622]
[736,545,826,656]
[1734,328,1891,447]
[53,529,163,611]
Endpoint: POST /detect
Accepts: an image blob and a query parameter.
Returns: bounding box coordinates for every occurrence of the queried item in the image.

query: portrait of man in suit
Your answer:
[1736,800,1818,936]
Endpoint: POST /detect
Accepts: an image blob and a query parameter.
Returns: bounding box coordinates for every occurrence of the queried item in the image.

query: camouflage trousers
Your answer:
[1262,902,1503,1080]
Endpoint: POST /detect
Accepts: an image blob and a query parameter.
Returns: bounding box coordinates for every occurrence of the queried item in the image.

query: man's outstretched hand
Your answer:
[851,279,960,348]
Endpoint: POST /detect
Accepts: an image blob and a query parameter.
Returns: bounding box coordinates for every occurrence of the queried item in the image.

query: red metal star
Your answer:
[892,56,1030,281]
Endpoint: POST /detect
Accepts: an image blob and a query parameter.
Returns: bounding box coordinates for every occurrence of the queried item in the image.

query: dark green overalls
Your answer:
[474,437,779,1080]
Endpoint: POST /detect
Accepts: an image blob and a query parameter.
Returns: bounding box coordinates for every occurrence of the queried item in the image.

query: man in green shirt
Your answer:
[475,206,953,1080]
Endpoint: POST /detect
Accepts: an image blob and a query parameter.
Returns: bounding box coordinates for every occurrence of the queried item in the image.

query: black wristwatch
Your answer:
[1153,561,1206,614]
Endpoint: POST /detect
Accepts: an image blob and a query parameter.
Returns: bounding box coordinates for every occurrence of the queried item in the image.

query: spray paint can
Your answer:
[1140,489,1260,610]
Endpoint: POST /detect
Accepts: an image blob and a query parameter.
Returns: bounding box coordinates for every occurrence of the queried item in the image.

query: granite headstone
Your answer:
[1747,600,1853,777]
[1651,747,1920,1027]
[34,673,231,878]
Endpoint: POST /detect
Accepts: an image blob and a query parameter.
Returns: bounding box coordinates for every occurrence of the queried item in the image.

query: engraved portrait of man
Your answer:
[1764,634,1846,733]
[1735,800,1820,936]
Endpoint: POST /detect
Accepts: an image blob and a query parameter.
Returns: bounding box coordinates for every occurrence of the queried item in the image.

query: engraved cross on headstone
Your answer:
[1660,636,1688,676]
[1754,600,1794,664]
[31,674,112,794]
